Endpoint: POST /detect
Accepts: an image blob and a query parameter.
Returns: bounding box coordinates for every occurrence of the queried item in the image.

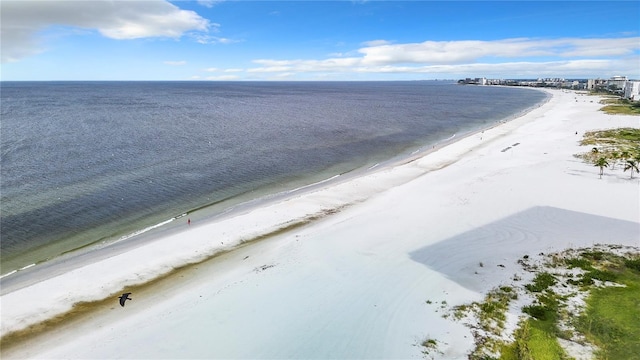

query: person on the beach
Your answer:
[188,218,191,226]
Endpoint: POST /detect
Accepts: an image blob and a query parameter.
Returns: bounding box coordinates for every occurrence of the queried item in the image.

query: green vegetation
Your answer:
[576,128,640,177]
[507,271,568,360]
[449,286,518,359]
[439,246,640,360]
[580,128,640,152]
[624,258,640,272]
[564,256,592,270]
[599,98,640,115]
[573,253,640,360]
[623,159,640,179]
[565,252,619,287]
[501,319,569,360]
[524,272,556,292]
[506,249,640,360]
[593,157,609,179]
[420,337,440,358]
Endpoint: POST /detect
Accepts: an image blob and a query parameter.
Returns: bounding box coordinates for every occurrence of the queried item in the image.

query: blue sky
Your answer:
[1,1,639,81]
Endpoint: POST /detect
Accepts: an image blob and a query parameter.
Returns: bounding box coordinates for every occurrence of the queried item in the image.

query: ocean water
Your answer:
[0,81,547,275]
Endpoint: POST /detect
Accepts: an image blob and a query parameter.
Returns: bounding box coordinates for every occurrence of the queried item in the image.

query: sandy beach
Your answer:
[1,88,639,359]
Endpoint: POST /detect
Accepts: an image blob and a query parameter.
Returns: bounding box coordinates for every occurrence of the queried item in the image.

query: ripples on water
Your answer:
[0,81,547,272]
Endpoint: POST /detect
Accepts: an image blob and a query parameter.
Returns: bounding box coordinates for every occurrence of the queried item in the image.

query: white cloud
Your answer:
[559,38,639,57]
[197,0,223,8]
[216,37,240,44]
[361,39,391,47]
[354,59,613,75]
[249,57,362,73]
[273,72,296,79]
[206,74,240,80]
[357,37,640,66]
[164,60,187,66]
[240,37,640,78]
[345,58,639,79]
[191,33,241,45]
[1,0,210,62]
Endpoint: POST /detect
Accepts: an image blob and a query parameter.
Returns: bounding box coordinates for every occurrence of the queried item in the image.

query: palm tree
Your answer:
[610,151,619,170]
[623,158,639,179]
[594,157,609,179]
[620,150,631,162]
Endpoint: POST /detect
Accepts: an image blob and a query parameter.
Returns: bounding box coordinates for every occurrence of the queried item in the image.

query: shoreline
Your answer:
[0,86,548,282]
[0,89,539,279]
[2,88,639,358]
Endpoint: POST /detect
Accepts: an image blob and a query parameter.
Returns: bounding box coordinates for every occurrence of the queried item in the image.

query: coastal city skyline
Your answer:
[1,0,639,81]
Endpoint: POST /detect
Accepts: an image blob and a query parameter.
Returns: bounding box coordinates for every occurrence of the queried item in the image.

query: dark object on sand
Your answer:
[119,292,132,307]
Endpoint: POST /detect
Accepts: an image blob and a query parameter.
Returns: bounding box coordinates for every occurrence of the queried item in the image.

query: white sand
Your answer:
[1,89,639,359]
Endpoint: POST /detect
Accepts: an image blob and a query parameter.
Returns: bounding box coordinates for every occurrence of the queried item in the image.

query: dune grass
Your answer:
[573,254,640,360]
[599,99,640,115]
[442,246,639,360]
[500,272,570,360]
[501,319,569,360]
[447,286,517,359]
[579,128,640,156]
[575,128,640,170]
[503,248,640,360]
[580,128,640,147]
